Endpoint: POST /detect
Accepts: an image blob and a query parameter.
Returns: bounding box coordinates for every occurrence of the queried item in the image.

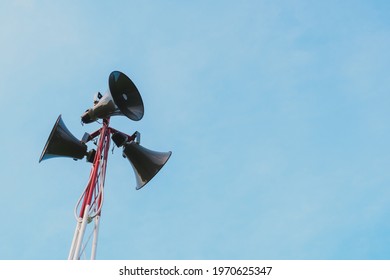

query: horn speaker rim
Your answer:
[109,71,144,121]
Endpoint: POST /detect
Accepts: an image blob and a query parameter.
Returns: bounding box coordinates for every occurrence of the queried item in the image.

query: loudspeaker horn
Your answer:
[39,115,88,162]
[81,71,144,124]
[122,141,172,190]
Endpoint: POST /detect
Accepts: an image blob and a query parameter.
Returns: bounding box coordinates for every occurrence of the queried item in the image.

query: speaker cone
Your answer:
[122,141,172,190]
[109,71,144,121]
[81,71,144,124]
[39,115,87,162]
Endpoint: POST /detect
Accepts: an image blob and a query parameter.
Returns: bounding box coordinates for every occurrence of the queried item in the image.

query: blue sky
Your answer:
[0,0,389,259]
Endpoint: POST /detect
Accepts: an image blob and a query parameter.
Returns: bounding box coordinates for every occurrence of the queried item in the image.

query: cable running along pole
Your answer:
[68,118,110,260]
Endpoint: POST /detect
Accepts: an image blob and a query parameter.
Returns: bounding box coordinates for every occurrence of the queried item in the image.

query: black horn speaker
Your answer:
[122,141,172,190]
[39,115,88,162]
[81,71,144,124]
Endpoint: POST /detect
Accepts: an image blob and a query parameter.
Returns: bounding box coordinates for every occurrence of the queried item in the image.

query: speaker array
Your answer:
[39,71,171,190]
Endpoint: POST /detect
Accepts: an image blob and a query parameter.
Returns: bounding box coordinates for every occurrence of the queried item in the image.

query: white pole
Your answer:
[90,215,101,260]
[72,204,90,260]
[68,220,82,260]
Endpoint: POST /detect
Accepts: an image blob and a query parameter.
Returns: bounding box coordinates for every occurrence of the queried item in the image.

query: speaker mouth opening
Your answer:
[109,71,144,121]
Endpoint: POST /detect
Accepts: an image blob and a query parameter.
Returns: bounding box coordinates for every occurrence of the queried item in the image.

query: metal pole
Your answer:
[72,204,91,260]
[68,220,82,260]
[90,215,101,260]
[68,119,111,260]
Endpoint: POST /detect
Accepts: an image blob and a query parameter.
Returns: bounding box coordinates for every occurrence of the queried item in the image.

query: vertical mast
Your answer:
[68,119,111,260]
